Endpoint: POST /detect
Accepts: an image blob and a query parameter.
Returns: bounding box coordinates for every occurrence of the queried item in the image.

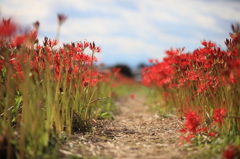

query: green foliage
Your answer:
[97,111,114,120]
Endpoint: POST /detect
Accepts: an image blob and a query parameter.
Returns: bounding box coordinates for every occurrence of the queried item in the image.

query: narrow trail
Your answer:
[60,95,191,159]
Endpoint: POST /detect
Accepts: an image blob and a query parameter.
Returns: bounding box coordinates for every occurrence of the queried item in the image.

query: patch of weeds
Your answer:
[97,111,114,120]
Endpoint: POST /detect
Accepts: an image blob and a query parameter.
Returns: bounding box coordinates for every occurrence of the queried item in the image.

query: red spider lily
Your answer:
[164,92,170,101]
[223,144,240,159]
[11,35,25,48]
[228,72,237,84]
[9,57,24,80]
[0,58,4,71]
[130,94,135,99]
[99,62,105,66]
[5,28,103,85]
[201,40,216,48]
[90,41,101,53]
[142,61,174,87]
[0,18,18,37]
[165,48,182,57]
[0,16,112,125]
[83,41,89,49]
[112,68,121,74]
[141,23,240,148]
[98,72,111,83]
[179,134,195,145]
[33,21,40,30]
[26,30,38,43]
[77,42,83,48]
[207,132,217,137]
[90,41,95,50]
[196,83,208,93]
[148,59,159,64]
[213,108,227,125]
[184,70,199,81]
[58,13,67,25]
[182,111,202,133]
[196,127,208,133]
[83,77,99,87]
[48,39,58,47]
[148,59,153,63]
[95,46,101,53]
[142,36,240,93]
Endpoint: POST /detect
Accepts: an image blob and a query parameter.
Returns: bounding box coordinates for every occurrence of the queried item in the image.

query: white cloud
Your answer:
[1,0,53,24]
[1,0,239,66]
[61,17,122,36]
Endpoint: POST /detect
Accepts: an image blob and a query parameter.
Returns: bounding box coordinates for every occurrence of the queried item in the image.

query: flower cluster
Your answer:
[223,144,240,159]
[142,24,240,96]
[179,108,226,144]
[213,108,227,125]
[181,111,202,133]
[142,24,240,150]
[142,40,240,92]
[142,23,240,123]
[0,18,103,88]
[0,18,17,37]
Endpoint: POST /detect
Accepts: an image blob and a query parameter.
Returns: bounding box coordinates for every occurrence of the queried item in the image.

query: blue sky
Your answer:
[1,0,240,67]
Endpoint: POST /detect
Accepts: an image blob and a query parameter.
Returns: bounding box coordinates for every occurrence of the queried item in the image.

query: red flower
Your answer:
[196,127,208,133]
[48,39,58,47]
[99,63,105,66]
[183,111,202,133]
[95,47,101,53]
[207,132,217,137]
[12,35,25,48]
[90,42,101,53]
[130,94,135,99]
[213,108,227,125]
[58,13,67,25]
[0,58,4,71]
[141,61,174,87]
[33,21,40,30]
[165,48,181,57]
[112,68,121,73]
[90,41,95,50]
[179,134,195,145]
[0,18,17,37]
[223,144,239,159]
[83,41,89,49]
[201,40,216,48]
[148,59,154,63]
[196,83,207,93]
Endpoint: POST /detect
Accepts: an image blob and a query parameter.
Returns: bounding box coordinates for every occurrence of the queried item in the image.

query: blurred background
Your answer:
[1,0,240,69]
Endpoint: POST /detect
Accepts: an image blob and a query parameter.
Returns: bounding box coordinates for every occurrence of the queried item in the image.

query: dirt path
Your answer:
[59,95,191,159]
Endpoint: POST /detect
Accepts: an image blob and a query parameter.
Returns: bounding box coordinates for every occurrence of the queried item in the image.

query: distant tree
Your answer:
[137,63,147,69]
[112,64,133,78]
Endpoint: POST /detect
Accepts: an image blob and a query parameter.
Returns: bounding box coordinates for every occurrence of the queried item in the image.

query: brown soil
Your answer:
[59,95,197,159]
